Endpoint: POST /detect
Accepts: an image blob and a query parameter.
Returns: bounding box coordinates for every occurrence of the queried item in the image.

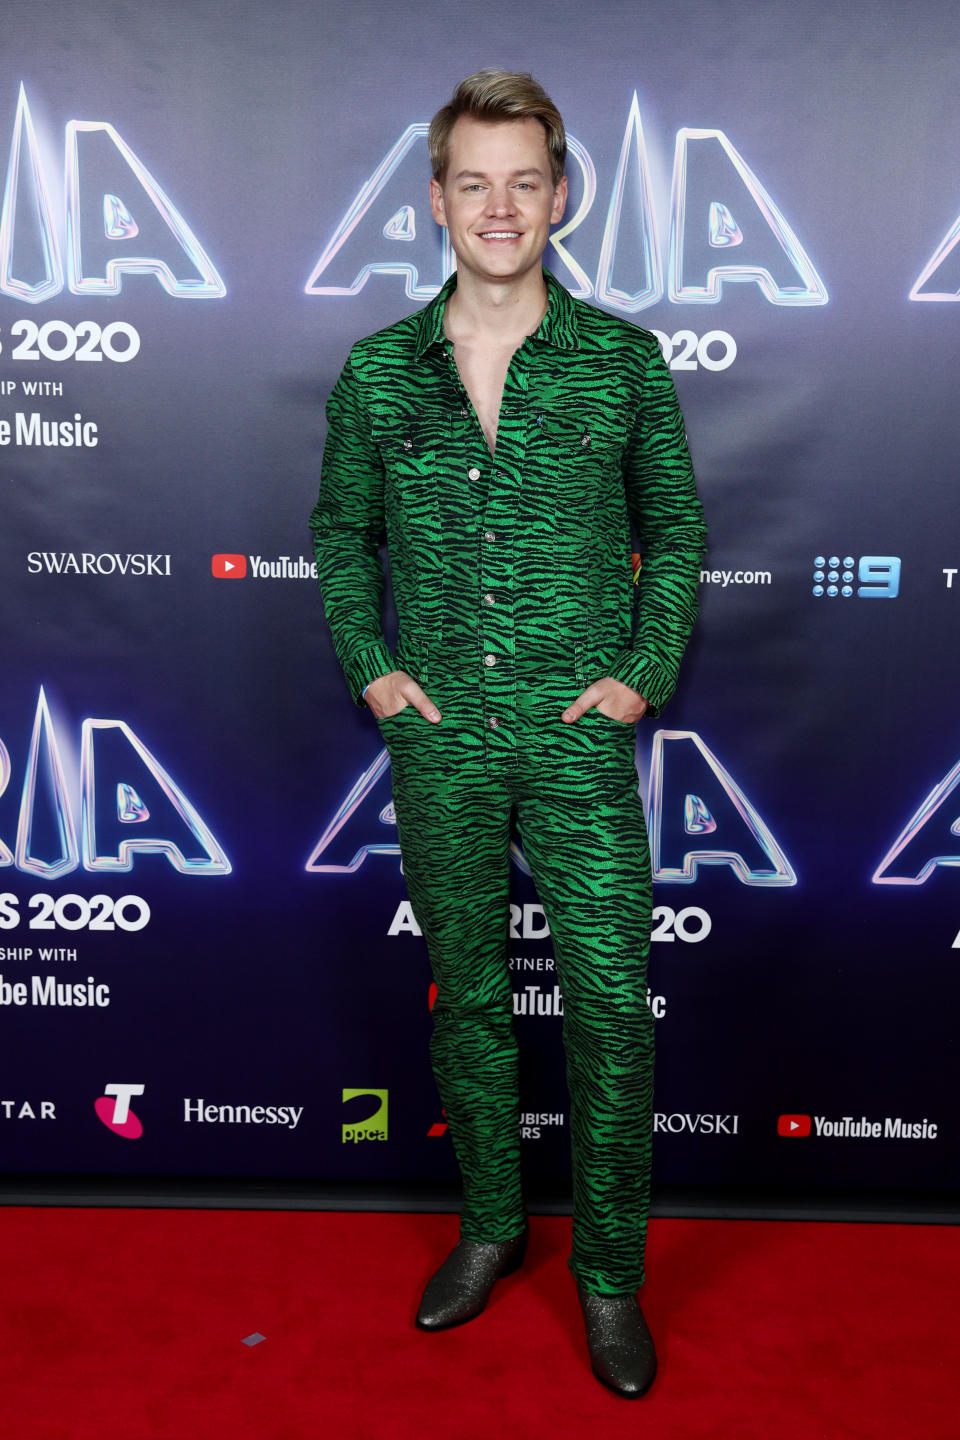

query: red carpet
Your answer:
[1,1206,955,1439]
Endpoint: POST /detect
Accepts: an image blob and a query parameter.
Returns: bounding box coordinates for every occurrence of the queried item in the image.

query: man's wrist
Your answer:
[343,639,397,707]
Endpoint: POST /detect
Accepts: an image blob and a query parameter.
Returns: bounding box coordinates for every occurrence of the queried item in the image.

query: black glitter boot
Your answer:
[576,1281,658,1397]
[415,1222,529,1331]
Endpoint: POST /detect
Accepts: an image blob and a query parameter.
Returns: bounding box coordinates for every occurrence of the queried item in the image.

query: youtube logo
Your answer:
[212,553,247,579]
[778,1114,811,1138]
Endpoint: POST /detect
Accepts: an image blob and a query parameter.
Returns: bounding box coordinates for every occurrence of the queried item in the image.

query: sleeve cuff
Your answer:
[607,649,674,719]
[343,640,397,707]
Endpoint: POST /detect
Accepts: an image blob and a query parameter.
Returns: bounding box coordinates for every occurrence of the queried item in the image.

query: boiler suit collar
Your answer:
[413,266,580,361]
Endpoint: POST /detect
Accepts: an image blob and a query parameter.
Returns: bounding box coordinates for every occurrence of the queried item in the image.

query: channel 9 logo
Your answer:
[812,555,900,598]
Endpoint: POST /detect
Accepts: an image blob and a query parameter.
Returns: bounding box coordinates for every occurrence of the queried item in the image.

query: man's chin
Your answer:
[455,247,544,283]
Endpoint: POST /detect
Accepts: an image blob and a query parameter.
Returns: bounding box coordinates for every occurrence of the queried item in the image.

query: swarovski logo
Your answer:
[653,1112,740,1135]
[28,552,172,577]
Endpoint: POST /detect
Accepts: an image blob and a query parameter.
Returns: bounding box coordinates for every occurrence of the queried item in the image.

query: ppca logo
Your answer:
[94,1082,145,1139]
[341,1088,387,1143]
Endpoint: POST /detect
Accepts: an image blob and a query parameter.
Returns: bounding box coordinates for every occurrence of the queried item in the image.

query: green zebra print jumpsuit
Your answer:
[310,267,707,1296]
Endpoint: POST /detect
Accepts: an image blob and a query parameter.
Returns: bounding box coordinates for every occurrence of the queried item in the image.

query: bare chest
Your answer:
[450,340,523,457]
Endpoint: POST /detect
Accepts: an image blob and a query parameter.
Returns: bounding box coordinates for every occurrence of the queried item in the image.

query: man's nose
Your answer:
[486,186,516,215]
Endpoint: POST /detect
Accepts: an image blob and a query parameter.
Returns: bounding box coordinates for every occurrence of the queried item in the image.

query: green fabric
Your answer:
[377,681,655,1293]
[310,268,707,1293]
[309,267,707,718]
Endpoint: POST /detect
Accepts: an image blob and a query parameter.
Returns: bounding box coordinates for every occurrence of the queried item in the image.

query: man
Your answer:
[310,70,706,1399]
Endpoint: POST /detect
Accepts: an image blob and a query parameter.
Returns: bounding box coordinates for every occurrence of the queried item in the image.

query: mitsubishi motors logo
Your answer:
[94,1083,145,1138]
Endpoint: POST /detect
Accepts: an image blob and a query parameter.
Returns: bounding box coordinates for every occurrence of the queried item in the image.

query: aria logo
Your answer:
[341,1088,388,1143]
[94,1082,145,1139]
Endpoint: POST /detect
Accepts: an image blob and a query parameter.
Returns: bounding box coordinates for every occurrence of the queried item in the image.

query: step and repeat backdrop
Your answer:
[1,0,957,1200]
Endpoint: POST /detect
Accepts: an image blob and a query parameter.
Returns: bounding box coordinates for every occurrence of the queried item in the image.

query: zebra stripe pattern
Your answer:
[310,268,706,1294]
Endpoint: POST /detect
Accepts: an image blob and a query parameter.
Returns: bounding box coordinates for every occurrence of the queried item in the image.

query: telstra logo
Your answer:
[94,1083,145,1138]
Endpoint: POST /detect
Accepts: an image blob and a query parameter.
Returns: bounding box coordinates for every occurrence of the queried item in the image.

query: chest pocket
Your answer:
[374,407,455,534]
[379,411,448,478]
[533,408,632,685]
[537,410,593,448]
[536,408,623,522]
[370,405,458,676]
[537,409,623,467]
[538,406,630,526]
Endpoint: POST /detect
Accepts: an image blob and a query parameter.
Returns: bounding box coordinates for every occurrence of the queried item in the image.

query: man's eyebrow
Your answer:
[451,167,545,180]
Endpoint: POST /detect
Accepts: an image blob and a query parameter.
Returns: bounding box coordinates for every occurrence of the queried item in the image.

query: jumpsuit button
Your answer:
[484,653,497,667]
[402,439,413,450]
[483,592,496,606]
[468,466,481,481]
[487,715,499,729]
[483,529,496,543]
[581,433,591,447]
[460,406,469,418]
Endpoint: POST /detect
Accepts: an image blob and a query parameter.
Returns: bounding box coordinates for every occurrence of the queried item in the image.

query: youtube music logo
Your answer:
[778,1114,811,1137]
[212,553,247,579]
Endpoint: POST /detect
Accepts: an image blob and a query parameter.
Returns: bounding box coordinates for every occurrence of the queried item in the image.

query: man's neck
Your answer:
[443,265,548,346]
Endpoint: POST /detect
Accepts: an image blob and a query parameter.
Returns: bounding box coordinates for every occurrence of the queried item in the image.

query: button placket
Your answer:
[435,332,534,764]
[479,490,513,739]
[445,343,491,500]
[474,355,534,765]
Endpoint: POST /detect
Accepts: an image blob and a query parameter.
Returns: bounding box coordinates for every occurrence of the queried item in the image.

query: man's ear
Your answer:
[429,177,447,228]
[551,174,568,225]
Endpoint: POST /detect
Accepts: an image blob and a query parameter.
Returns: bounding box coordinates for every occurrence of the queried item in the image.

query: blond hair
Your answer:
[429,70,566,187]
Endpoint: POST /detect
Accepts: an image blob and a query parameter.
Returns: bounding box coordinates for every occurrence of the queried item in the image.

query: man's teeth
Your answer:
[481,231,520,238]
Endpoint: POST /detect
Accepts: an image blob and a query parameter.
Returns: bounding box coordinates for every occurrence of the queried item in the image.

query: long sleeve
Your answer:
[309,353,397,706]
[607,336,708,717]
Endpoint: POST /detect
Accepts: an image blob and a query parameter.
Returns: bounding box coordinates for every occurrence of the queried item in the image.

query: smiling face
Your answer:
[429,114,567,287]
